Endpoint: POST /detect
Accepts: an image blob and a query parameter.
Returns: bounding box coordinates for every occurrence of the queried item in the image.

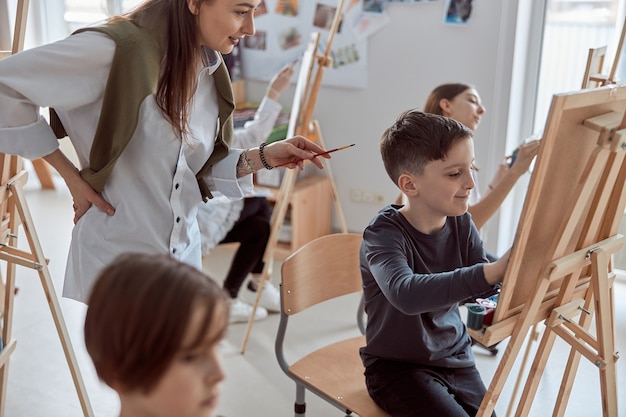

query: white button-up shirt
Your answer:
[0,31,252,303]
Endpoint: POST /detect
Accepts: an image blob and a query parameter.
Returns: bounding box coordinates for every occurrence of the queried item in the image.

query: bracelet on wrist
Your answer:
[259,142,274,170]
[242,149,255,174]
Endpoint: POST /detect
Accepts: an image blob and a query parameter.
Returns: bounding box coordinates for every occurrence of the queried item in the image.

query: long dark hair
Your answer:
[114,0,205,139]
[423,83,473,115]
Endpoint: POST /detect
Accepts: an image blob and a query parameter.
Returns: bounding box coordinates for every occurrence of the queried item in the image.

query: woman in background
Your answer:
[397,83,541,232]
[199,63,295,323]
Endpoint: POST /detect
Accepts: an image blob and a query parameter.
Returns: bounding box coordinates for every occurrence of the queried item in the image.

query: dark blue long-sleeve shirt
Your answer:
[360,205,495,368]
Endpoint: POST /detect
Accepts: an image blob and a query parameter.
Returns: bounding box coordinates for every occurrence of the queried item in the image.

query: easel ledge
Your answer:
[470,235,622,348]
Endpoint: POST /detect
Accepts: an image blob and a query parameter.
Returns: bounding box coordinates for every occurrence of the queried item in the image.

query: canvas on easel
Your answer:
[240,0,348,353]
[469,85,626,417]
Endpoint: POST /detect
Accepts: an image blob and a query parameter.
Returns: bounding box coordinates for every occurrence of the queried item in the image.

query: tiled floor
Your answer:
[3,171,626,416]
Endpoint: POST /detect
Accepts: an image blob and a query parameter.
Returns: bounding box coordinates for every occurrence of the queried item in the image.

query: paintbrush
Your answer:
[274,143,355,168]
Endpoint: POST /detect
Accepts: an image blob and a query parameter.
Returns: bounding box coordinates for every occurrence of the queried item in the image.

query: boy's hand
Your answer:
[483,249,511,286]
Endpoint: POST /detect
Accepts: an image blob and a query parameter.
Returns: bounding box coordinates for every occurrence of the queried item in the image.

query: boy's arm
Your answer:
[363,224,495,314]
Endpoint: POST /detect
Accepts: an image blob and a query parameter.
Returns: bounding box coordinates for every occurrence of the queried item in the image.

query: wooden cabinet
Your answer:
[257,175,332,259]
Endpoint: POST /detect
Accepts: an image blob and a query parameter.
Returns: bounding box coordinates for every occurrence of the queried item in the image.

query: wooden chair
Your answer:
[275,233,391,417]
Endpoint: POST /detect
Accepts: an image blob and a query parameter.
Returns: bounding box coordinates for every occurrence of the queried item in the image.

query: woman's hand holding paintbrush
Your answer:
[274,143,355,168]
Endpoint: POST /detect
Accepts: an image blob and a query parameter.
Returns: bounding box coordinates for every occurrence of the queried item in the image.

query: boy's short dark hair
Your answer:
[380,110,473,185]
[84,253,228,394]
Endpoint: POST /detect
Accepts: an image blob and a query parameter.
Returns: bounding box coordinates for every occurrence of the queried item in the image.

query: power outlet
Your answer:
[351,189,385,205]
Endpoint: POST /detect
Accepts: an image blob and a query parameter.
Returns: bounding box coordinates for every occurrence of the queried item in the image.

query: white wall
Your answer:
[246,0,521,254]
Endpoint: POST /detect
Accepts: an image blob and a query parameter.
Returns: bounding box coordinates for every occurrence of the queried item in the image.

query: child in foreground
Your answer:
[360,110,510,417]
[84,253,229,417]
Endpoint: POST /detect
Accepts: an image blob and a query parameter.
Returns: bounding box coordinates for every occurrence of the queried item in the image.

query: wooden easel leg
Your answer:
[0,257,17,417]
[590,250,617,417]
[312,121,347,233]
[552,285,595,417]
[31,159,55,190]
[7,178,94,417]
[513,325,558,417]
[504,324,541,417]
[240,168,298,353]
[477,277,553,417]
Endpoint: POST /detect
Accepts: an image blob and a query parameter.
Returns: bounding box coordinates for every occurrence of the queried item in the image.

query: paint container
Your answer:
[466,304,487,330]
[476,298,497,325]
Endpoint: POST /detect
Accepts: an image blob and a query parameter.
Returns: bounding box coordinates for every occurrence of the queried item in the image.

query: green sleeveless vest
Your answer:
[51,12,234,201]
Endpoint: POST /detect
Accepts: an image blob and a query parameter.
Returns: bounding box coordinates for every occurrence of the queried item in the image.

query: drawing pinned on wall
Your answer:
[364,0,437,14]
[331,43,360,69]
[255,0,268,17]
[276,0,299,16]
[244,31,267,50]
[345,0,390,41]
[279,27,302,50]
[444,0,473,25]
[240,1,368,89]
[313,4,342,32]
[362,0,385,14]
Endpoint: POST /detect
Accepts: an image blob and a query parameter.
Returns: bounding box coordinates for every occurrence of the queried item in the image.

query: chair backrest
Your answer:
[280,232,363,316]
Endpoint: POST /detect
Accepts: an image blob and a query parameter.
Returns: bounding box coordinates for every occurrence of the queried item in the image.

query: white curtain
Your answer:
[1,0,68,52]
[1,0,12,50]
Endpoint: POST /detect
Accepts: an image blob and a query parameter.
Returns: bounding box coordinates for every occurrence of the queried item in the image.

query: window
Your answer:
[533,0,623,132]
[64,0,142,32]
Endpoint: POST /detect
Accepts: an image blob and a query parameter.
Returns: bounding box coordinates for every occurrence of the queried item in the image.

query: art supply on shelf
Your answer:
[466,304,487,330]
[476,298,497,325]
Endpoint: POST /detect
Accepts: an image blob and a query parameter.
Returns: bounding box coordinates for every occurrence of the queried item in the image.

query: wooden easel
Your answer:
[0,0,93,415]
[503,40,626,416]
[581,17,626,88]
[581,45,608,88]
[240,0,347,354]
[470,85,626,417]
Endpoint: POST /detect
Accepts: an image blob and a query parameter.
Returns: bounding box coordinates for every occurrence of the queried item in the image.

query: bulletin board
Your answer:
[240,0,368,89]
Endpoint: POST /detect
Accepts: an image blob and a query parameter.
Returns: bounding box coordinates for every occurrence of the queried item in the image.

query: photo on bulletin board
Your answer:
[366,0,438,13]
[362,0,385,13]
[443,0,473,25]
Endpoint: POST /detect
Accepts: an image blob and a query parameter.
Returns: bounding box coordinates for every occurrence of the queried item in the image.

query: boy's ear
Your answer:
[398,173,419,197]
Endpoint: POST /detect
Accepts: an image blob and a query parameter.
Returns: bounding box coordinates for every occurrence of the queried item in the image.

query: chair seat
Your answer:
[289,335,391,417]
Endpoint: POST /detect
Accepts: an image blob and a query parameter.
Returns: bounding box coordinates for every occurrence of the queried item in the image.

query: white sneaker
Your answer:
[228,299,268,324]
[243,281,281,313]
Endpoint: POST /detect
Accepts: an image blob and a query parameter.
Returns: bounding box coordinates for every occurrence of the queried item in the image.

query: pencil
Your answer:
[274,143,355,168]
